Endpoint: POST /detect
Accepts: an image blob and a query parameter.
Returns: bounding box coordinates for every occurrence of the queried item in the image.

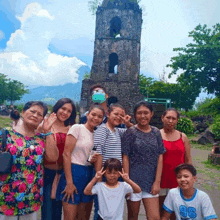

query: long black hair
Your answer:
[52,98,76,126]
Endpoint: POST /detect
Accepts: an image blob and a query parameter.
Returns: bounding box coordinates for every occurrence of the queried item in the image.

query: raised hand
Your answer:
[118,168,130,182]
[123,115,131,124]
[119,115,133,128]
[95,167,106,180]
[42,113,57,133]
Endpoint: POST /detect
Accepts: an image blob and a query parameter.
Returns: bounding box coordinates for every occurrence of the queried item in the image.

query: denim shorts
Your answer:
[56,163,94,205]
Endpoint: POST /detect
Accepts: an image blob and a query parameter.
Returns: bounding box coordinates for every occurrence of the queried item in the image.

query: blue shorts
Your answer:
[56,163,94,205]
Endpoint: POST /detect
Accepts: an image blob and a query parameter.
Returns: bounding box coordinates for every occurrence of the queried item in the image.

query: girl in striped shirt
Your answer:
[93,103,132,220]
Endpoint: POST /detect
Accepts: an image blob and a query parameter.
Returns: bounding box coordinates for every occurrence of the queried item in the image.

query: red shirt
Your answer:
[44,133,66,166]
[161,137,185,189]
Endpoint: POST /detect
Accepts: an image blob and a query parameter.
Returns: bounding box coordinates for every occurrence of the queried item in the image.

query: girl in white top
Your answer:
[56,105,105,220]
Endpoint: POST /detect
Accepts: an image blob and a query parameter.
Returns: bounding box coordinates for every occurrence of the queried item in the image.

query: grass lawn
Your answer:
[0,116,12,128]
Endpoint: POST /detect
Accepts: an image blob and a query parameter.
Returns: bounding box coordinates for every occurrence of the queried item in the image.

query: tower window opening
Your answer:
[110,17,122,38]
[109,53,118,74]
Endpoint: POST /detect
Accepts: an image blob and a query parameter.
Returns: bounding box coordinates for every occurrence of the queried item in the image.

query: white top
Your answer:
[92,182,132,220]
[68,124,93,166]
[163,187,217,220]
[94,124,126,165]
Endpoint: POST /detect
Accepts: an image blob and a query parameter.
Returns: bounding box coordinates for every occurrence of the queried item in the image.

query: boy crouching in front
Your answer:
[161,163,218,220]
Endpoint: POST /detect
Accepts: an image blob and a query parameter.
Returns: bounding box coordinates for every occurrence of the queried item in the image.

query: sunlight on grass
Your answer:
[0,116,12,128]
[202,159,220,171]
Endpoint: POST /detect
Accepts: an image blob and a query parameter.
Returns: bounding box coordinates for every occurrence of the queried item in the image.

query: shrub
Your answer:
[176,117,194,134]
[186,110,203,119]
[212,115,220,140]
[196,97,220,117]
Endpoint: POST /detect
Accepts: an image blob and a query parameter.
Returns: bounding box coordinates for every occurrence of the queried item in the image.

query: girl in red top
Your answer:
[159,108,192,220]
[42,98,76,220]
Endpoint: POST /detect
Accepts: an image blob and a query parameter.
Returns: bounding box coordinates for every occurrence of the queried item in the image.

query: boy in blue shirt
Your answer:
[161,163,218,220]
[84,158,141,220]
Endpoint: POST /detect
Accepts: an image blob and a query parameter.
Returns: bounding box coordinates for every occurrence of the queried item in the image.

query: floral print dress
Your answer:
[0,128,45,216]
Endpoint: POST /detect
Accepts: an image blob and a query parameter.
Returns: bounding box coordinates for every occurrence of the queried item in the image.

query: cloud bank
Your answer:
[0,2,87,86]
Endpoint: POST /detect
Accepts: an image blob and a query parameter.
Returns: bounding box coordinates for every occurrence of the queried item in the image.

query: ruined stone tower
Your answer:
[80,0,143,115]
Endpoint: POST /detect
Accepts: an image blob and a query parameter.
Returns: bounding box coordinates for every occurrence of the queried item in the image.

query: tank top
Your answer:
[161,133,185,189]
[44,133,67,166]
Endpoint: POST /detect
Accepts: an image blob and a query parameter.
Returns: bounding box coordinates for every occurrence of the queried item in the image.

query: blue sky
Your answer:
[0,0,219,89]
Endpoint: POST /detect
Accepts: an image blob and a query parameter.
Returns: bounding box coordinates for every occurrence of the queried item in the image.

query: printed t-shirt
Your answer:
[122,126,166,193]
[163,187,218,220]
[68,124,93,166]
[92,182,132,220]
[94,124,126,164]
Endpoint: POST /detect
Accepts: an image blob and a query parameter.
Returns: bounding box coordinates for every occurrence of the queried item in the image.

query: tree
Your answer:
[167,23,220,97]
[0,74,29,104]
[139,74,200,110]
[139,74,155,98]
[0,73,8,104]
[7,79,29,104]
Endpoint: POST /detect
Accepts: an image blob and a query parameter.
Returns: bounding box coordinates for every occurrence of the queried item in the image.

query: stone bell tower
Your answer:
[80,0,143,115]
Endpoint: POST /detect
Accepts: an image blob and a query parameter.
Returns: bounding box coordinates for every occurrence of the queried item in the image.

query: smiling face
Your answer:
[104,168,120,185]
[56,103,73,123]
[107,107,125,127]
[86,107,104,128]
[162,110,178,130]
[176,169,197,191]
[22,105,44,129]
[135,105,154,127]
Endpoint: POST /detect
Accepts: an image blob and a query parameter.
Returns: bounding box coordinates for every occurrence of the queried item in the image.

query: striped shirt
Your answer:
[94,124,126,164]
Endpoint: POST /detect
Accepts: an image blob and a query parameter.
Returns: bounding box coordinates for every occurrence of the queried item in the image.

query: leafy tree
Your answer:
[0,74,29,104]
[7,79,29,104]
[139,74,200,110]
[0,73,8,104]
[195,97,220,116]
[167,23,220,97]
[88,0,102,15]
[139,74,155,98]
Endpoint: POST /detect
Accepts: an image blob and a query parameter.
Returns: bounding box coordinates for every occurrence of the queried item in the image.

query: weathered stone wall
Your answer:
[81,79,143,116]
[95,8,142,41]
[91,39,140,82]
[80,0,143,116]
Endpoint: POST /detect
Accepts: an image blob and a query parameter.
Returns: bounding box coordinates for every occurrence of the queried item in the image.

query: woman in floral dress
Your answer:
[0,101,59,220]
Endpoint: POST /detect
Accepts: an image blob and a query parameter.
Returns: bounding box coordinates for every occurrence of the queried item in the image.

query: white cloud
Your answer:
[0,2,86,86]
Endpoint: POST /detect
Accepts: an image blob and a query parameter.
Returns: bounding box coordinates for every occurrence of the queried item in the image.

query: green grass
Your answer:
[202,159,220,170]
[0,116,12,128]
[190,142,213,150]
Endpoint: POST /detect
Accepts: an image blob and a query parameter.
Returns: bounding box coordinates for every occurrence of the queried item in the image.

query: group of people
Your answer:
[0,84,218,220]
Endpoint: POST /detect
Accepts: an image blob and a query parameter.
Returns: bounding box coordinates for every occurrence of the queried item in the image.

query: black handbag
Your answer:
[0,128,13,174]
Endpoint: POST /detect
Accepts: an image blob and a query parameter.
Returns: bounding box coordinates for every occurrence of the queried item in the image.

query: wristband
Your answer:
[41,132,53,137]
